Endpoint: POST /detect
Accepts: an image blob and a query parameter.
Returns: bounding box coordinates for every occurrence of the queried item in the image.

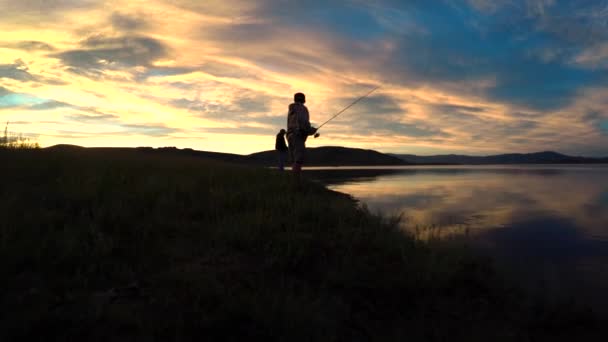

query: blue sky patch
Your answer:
[0,92,46,108]
[600,120,608,135]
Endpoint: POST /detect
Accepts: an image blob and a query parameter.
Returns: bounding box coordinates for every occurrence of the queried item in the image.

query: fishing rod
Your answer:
[314,85,380,138]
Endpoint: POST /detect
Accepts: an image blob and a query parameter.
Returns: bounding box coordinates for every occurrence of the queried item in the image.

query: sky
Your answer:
[1,0,607,156]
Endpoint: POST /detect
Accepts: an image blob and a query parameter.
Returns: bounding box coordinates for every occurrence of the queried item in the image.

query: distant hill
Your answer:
[46,144,86,150]
[248,146,408,166]
[46,145,249,164]
[45,145,406,166]
[45,146,607,166]
[139,146,248,164]
[391,151,608,164]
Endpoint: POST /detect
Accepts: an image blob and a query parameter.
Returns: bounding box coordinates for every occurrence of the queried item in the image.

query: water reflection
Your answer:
[312,166,608,239]
[308,165,608,310]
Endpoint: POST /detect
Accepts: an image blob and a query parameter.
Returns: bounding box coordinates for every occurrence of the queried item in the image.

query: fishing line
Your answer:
[314,85,381,138]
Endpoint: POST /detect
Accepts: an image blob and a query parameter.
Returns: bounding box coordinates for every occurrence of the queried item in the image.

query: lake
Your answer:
[307,165,608,310]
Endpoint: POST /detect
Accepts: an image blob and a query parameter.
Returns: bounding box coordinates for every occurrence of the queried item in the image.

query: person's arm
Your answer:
[287,104,298,131]
[299,107,316,135]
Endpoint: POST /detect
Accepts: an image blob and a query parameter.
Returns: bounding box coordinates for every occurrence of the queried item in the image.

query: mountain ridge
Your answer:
[248,146,408,166]
[391,150,608,164]
[44,145,608,165]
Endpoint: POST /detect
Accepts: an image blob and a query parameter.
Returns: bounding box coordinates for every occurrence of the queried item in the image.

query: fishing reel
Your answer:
[314,133,320,138]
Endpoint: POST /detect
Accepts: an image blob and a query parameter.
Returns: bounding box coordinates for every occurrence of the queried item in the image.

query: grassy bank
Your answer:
[0,148,603,341]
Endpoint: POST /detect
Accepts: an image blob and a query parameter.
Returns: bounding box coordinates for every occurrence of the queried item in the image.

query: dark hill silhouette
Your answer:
[45,145,608,165]
[45,145,406,166]
[392,151,608,164]
[46,144,86,150]
[46,145,248,164]
[137,146,247,164]
[248,146,408,166]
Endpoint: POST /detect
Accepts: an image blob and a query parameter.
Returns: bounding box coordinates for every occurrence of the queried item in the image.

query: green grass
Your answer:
[0,148,603,341]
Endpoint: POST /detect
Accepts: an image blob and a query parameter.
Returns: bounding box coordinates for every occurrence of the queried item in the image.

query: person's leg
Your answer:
[287,134,295,166]
[292,162,302,174]
[278,151,285,171]
[291,135,305,189]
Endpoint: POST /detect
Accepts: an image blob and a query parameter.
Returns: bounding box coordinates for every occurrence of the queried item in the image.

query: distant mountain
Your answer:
[104,146,407,166]
[391,151,608,164]
[45,145,607,166]
[46,145,249,164]
[248,146,408,166]
[46,144,86,150]
[44,145,405,166]
[141,146,248,164]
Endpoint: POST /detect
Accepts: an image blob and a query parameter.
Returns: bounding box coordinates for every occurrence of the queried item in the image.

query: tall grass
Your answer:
[0,121,39,149]
[0,148,603,341]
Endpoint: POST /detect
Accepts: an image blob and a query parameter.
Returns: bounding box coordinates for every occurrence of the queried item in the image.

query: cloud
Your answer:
[29,100,71,110]
[64,111,181,137]
[348,95,404,116]
[168,90,274,121]
[61,112,182,138]
[202,126,277,135]
[322,95,449,138]
[50,34,169,78]
[0,40,55,51]
[0,59,37,82]
[141,66,198,79]
[0,0,96,12]
[65,112,119,122]
[376,121,447,138]
[0,86,14,97]
[110,12,149,31]
[199,61,260,79]
[8,120,61,125]
[121,123,181,136]
[467,0,508,13]
[574,43,608,69]
[0,59,69,85]
[434,104,486,114]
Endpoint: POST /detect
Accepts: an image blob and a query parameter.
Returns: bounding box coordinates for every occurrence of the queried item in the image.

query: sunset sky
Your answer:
[1,0,607,156]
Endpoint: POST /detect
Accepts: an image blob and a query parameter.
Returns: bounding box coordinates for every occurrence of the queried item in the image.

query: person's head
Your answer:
[279,128,286,135]
[294,92,306,104]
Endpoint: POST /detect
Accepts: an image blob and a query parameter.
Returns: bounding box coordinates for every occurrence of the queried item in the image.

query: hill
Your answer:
[248,146,408,166]
[46,145,608,166]
[46,145,408,166]
[392,151,608,165]
[46,145,409,166]
[47,145,249,164]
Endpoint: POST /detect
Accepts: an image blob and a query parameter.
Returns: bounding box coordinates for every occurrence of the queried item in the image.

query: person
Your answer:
[275,128,288,171]
[286,92,316,187]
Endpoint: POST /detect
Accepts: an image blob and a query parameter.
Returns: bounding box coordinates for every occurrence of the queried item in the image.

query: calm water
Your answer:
[308,165,608,309]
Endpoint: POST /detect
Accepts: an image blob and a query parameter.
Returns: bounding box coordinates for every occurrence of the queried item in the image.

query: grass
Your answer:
[0,122,39,150]
[0,148,604,341]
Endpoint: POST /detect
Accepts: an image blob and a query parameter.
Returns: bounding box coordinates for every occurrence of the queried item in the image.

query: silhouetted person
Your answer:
[275,128,288,171]
[286,92,317,188]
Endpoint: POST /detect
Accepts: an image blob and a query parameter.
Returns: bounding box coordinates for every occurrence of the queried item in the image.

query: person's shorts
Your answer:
[287,133,306,165]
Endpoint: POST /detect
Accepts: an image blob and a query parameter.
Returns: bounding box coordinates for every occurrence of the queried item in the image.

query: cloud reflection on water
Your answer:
[319,165,608,309]
[324,166,608,240]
